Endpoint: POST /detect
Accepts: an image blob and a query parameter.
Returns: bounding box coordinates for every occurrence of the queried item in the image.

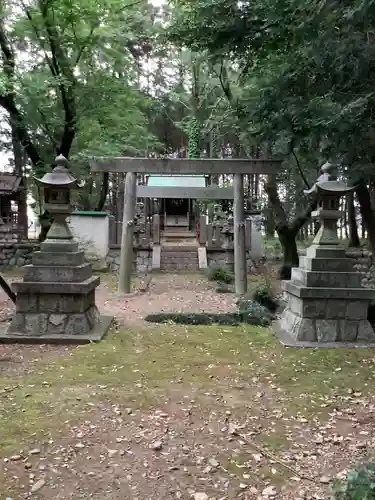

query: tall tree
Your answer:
[168,0,375,262]
[0,0,159,237]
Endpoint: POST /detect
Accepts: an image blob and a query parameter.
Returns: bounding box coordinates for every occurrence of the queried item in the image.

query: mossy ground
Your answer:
[1,325,371,451]
[1,271,375,498]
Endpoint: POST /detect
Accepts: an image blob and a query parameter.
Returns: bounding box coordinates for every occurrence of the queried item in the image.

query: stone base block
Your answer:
[279,307,375,343]
[291,268,361,288]
[32,251,85,267]
[0,315,113,344]
[40,240,79,253]
[15,290,96,314]
[274,321,375,348]
[306,245,346,259]
[287,295,369,320]
[23,263,92,283]
[8,305,103,337]
[299,256,354,273]
[12,276,100,294]
[282,280,374,300]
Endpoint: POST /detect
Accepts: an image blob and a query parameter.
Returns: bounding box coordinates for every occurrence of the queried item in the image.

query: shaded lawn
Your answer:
[1,323,375,458]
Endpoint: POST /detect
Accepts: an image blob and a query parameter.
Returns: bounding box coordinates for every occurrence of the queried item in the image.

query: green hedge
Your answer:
[144,311,271,326]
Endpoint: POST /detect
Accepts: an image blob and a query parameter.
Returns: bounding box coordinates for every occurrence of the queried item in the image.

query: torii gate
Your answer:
[90,157,281,294]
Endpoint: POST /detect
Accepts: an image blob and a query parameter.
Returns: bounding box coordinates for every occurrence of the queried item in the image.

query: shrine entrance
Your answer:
[90,157,281,294]
[165,198,188,217]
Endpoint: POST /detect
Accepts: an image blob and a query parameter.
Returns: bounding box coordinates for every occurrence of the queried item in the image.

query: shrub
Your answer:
[331,463,375,499]
[144,311,270,326]
[252,281,278,312]
[207,264,234,284]
[236,297,272,326]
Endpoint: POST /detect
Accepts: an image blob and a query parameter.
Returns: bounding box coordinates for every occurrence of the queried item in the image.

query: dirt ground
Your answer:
[98,273,239,326]
[0,273,375,500]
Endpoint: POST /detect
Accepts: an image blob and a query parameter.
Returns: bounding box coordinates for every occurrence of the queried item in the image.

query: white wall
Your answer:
[68,212,109,261]
[249,225,263,259]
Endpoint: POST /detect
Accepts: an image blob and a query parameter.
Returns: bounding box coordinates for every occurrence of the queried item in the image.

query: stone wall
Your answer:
[108,247,258,274]
[207,249,257,273]
[106,245,375,282]
[108,247,152,273]
[348,250,374,288]
[0,242,38,269]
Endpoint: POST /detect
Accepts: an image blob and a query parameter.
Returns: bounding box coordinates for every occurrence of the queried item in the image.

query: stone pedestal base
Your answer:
[3,240,113,344]
[0,315,112,344]
[275,244,375,346]
[280,308,375,343]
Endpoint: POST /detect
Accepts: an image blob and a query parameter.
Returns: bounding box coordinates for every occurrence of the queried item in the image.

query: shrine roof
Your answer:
[0,174,23,193]
[147,175,206,188]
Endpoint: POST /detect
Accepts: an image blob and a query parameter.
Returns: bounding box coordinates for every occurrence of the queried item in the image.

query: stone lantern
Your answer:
[34,154,83,244]
[2,155,112,344]
[276,161,375,346]
[304,162,355,249]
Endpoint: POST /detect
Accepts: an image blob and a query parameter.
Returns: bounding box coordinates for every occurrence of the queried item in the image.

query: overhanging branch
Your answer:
[290,194,318,234]
[292,149,310,189]
[38,0,77,156]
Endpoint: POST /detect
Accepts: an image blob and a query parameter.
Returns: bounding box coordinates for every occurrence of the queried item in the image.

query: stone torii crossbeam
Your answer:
[90,157,281,294]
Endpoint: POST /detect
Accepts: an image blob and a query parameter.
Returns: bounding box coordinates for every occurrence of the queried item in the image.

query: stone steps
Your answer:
[162,231,196,239]
[160,248,199,272]
[163,226,189,234]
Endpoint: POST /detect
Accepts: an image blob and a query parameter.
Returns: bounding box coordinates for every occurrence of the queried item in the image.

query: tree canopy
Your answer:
[1,0,375,256]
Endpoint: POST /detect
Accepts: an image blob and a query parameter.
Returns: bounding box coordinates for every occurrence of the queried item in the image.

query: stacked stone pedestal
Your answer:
[279,245,375,345]
[4,240,112,343]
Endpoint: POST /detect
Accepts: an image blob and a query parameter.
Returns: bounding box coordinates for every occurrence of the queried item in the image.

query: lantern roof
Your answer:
[34,155,83,188]
[304,162,356,196]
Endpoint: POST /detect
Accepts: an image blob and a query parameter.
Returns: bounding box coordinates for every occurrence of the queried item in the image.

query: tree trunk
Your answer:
[356,180,375,252]
[118,172,137,293]
[277,228,299,266]
[94,173,109,211]
[347,191,360,248]
[38,211,52,242]
[264,206,276,237]
[233,173,247,295]
[264,175,317,277]
[11,118,28,239]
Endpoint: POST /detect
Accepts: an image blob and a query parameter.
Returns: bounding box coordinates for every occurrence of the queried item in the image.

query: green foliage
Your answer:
[168,0,375,217]
[236,297,273,326]
[251,281,278,312]
[331,464,375,499]
[187,116,201,158]
[144,311,270,326]
[0,0,162,208]
[207,264,234,284]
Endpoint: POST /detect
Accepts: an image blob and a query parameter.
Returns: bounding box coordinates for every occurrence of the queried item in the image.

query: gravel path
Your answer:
[98,274,237,326]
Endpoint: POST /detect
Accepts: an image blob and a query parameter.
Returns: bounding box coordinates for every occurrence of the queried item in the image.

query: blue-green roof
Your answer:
[71,211,107,217]
[147,175,206,188]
